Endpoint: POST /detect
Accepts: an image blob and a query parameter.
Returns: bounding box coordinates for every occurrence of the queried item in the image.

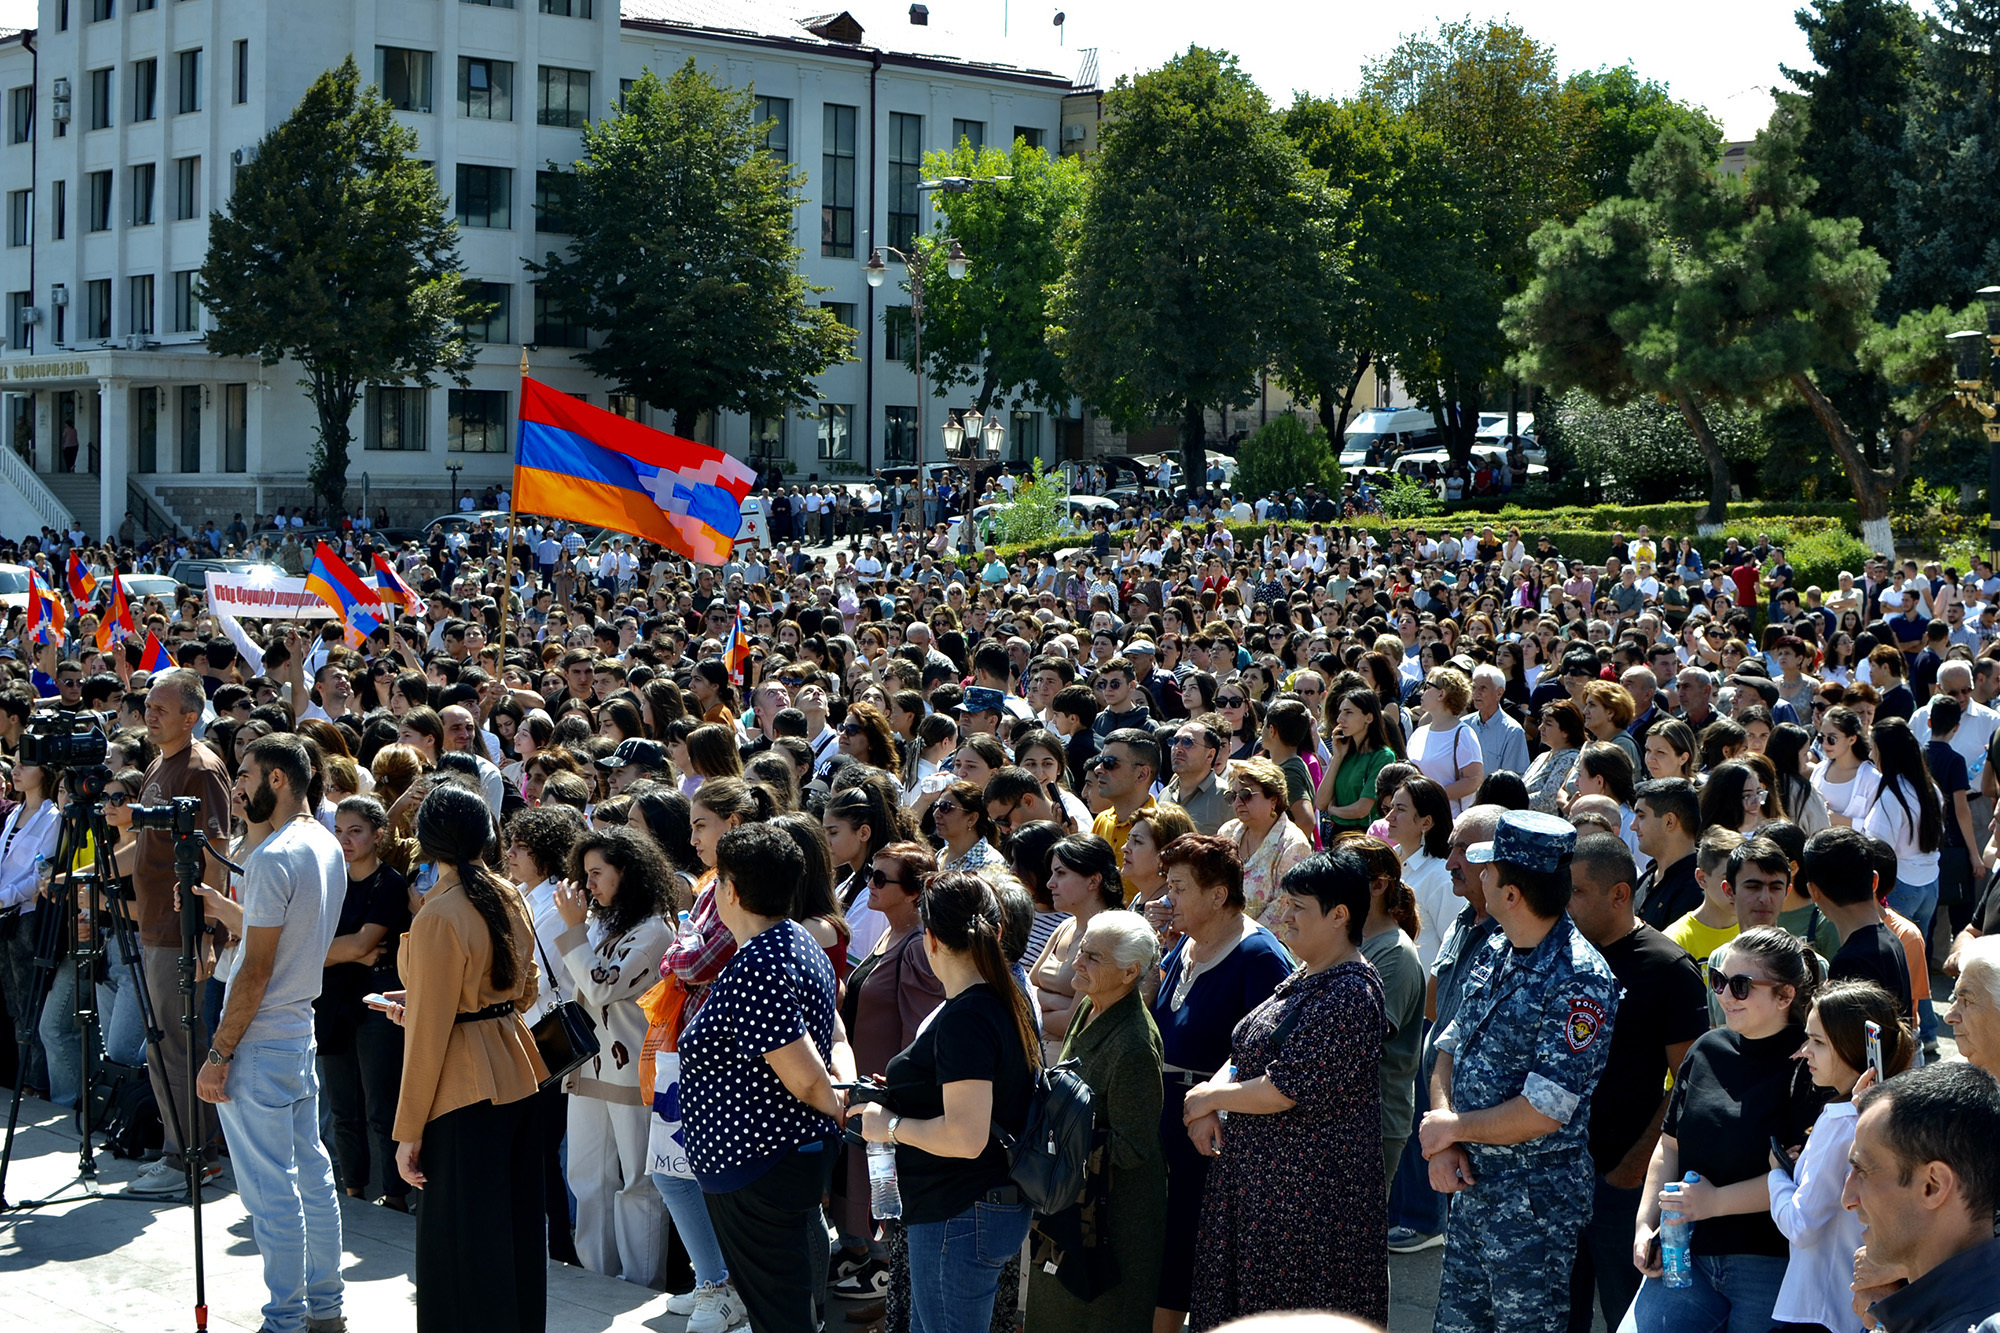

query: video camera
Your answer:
[128,795,201,836]
[19,710,109,770]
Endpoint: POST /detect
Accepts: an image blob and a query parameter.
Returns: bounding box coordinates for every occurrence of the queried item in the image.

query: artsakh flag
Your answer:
[372,553,419,612]
[303,542,384,647]
[722,616,753,684]
[25,573,63,644]
[512,376,755,566]
[138,630,172,674]
[94,573,133,651]
[66,551,96,604]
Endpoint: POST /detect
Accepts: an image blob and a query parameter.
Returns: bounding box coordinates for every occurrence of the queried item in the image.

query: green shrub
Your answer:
[991,459,1067,548]
[1235,415,1342,497]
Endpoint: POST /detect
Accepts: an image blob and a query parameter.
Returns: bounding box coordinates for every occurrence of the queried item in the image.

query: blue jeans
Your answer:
[213,1036,345,1333]
[1888,876,1941,1046]
[1620,1253,1788,1333]
[654,1171,730,1287]
[96,936,147,1067]
[37,959,86,1108]
[906,1199,1033,1333]
[1389,1037,1445,1235]
[1569,1177,1643,1332]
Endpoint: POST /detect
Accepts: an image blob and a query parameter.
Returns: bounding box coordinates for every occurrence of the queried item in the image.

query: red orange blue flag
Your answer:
[303,542,384,646]
[723,616,752,684]
[372,553,418,612]
[94,573,133,651]
[512,377,754,566]
[66,551,96,604]
[138,630,172,674]
[25,573,62,644]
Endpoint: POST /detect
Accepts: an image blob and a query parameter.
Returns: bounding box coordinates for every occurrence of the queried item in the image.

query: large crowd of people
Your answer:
[3,504,2000,1333]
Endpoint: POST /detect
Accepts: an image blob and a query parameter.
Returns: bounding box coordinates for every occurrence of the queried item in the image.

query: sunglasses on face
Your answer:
[1707,967,1780,999]
[1229,788,1261,803]
[1219,696,1246,707]
[932,801,962,817]
[868,868,905,888]
[839,723,864,736]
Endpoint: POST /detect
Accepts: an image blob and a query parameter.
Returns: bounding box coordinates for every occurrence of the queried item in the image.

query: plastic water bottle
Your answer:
[867,1139,902,1219]
[1660,1171,1699,1288]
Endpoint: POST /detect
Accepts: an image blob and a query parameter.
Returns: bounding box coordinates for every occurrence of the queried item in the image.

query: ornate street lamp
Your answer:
[1947,286,2000,562]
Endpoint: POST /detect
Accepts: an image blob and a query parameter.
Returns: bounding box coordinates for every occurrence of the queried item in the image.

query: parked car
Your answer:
[168,557,282,588]
[0,563,32,611]
[120,574,182,604]
[1339,408,1442,469]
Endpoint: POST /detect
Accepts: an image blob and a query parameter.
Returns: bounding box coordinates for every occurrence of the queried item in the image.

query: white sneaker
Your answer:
[682,1282,746,1333]
[128,1158,190,1198]
[666,1281,714,1317]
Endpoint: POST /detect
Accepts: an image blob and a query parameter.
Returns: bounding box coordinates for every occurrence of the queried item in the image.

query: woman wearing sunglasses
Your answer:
[1626,928,1821,1333]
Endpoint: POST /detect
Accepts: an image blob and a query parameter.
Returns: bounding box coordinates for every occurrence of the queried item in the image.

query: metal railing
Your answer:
[126,478,179,539]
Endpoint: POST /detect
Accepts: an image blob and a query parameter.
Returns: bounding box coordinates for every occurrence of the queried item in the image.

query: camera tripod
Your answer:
[0,779,240,1333]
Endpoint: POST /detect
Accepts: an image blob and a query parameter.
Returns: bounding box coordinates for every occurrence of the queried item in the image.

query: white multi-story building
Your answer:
[0,0,1073,539]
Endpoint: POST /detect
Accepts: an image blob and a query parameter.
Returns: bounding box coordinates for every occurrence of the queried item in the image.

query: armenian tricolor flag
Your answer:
[513,376,755,566]
[303,542,383,646]
[66,551,96,604]
[24,573,63,644]
[722,616,753,684]
[138,630,172,674]
[94,573,133,650]
[372,553,419,613]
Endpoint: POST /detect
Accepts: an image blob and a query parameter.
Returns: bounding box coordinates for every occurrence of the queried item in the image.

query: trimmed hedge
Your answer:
[962,513,1875,598]
[1442,499,1863,530]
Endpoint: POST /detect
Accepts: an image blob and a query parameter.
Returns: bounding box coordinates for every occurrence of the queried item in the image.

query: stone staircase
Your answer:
[42,473,97,537]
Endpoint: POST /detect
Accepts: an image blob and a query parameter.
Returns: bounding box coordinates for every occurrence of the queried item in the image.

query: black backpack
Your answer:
[998,1059,1096,1216]
[85,1060,162,1160]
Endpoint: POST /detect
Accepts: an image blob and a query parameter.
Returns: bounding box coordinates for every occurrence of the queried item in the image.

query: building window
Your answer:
[821,103,855,258]
[883,305,911,362]
[84,279,110,341]
[232,41,248,105]
[538,0,591,16]
[170,269,198,332]
[8,291,30,353]
[129,163,155,225]
[536,66,589,128]
[51,289,64,345]
[458,57,512,121]
[368,386,427,451]
[178,384,200,472]
[51,180,63,239]
[822,301,856,328]
[888,112,922,255]
[6,190,28,247]
[883,406,916,464]
[176,49,201,115]
[1010,409,1040,463]
[754,95,790,163]
[9,87,30,143]
[1014,126,1044,150]
[377,48,434,114]
[816,403,852,461]
[952,118,983,153]
[173,157,198,220]
[462,0,516,6]
[91,0,111,20]
[461,281,511,343]
[609,394,639,420]
[532,283,587,347]
[750,414,785,459]
[85,171,111,231]
[455,164,512,229]
[135,386,157,472]
[449,389,509,452]
[533,169,570,232]
[58,0,67,31]
[87,68,111,130]
[127,274,153,336]
[224,383,247,471]
[132,59,157,122]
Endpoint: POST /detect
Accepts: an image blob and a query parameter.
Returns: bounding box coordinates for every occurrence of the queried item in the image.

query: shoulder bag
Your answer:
[529,923,600,1091]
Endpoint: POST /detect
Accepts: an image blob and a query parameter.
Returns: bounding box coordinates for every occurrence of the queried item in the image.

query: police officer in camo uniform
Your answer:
[1418,810,1621,1333]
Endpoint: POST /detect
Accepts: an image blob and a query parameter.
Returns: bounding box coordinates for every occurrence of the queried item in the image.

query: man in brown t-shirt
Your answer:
[110,668,234,1198]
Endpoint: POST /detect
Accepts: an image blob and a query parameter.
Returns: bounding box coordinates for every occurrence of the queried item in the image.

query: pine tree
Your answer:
[1885,0,2000,312]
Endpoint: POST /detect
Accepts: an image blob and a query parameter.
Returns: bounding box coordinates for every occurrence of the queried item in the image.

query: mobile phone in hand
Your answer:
[1770,1135,1795,1179]
[1865,1021,1885,1083]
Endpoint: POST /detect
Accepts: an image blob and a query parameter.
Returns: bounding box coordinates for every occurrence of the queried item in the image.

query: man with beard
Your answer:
[196,733,350,1333]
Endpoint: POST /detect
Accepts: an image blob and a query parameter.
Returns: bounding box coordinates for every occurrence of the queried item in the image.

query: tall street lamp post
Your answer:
[1946,283,2000,563]
[866,236,967,503]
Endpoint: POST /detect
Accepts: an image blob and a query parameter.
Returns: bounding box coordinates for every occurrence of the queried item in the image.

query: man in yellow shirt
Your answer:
[1663,826,1744,972]
[1090,728,1159,899]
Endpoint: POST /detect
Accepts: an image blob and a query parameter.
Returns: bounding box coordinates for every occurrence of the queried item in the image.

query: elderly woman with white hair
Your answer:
[1026,909,1168,1333]
[1945,933,2000,1074]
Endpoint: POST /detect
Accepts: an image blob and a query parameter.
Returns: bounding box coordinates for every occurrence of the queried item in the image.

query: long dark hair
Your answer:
[919,871,1041,1069]
[570,825,678,939]
[417,782,523,993]
[774,811,849,946]
[1870,717,1941,854]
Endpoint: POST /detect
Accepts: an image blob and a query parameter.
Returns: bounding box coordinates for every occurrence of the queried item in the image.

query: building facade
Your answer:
[0,0,1072,539]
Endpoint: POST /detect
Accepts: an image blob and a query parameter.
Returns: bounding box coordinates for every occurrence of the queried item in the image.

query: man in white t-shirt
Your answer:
[197,734,347,1333]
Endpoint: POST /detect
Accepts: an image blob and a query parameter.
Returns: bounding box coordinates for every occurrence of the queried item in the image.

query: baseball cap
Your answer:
[1465,810,1577,873]
[598,738,668,770]
[955,686,1007,716]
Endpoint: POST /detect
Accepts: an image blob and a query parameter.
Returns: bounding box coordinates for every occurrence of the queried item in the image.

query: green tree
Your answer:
[1046,47,1334,488]
[1885,1,2000,314]
[1233,415,1343,498]
[531,62,851,436]
[1539,390,1766,506]
[1778,0,1924,259]
[1562,65,1723,204]
[198,56,477,519]
[991,459,1068,546]
[905,140,1083,417]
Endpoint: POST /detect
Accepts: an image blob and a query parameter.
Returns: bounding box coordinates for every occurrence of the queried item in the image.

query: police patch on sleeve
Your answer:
[1566,997,1607,1052]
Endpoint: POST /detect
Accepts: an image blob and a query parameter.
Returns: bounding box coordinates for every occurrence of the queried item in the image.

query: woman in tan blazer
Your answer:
[383,782,549,1333]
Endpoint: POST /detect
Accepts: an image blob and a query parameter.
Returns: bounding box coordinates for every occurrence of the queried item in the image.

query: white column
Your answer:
[98,377,128,542]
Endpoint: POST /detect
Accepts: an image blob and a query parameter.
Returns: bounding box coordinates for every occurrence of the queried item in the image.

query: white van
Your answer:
[1339,409,1440,469]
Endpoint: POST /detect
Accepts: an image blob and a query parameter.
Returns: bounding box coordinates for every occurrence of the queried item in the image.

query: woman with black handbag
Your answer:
[385,782,549,1333]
